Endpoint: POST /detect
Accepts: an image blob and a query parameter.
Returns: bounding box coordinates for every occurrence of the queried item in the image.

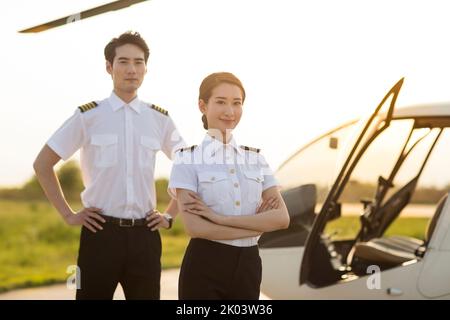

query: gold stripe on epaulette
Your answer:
[78,101,98,113]
[177,145,197,153]
[240,145,261,153]
[150,104,169,116]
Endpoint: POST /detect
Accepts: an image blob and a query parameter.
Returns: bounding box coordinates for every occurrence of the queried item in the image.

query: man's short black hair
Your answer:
[104,31,150,65]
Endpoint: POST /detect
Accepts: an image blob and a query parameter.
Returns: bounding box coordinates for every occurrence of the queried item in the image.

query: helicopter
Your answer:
[259,78,450,299]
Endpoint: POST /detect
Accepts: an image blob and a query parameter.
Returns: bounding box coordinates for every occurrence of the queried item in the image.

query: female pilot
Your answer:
[169,72,290,299]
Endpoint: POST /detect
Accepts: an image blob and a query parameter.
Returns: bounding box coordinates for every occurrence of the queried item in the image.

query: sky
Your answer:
[1,0,450,187]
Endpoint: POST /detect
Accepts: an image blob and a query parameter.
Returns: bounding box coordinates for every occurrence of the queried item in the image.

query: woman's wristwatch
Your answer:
[162,213,173,229]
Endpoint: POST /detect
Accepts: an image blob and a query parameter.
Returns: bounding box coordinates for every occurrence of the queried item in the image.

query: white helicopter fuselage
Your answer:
[260,100,450,300]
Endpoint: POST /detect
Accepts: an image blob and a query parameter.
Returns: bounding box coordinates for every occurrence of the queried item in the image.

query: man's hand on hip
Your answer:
[146,209,170,231]
[64,207,106,233]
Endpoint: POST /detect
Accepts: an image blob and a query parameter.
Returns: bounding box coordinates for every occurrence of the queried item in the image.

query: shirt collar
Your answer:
[108,91,142,114]
[201,133,244,157]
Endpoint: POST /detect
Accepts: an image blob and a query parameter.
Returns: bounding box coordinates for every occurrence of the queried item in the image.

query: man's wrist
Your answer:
[62,209,74,221]
[162,213,173,229]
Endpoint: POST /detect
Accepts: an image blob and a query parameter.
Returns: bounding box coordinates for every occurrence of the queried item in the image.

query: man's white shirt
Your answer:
[47,92,185,219]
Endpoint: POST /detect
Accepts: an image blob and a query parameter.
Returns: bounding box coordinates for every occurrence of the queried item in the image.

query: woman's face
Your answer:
[199,82,243,135]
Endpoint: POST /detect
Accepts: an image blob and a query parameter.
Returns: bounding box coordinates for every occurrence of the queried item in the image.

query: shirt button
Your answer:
[235,201,240,206]
[229,168,235,174]
[234,183,239,188]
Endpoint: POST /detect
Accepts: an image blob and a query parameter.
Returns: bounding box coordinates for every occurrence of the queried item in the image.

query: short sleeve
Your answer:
[161,117,186,160]
[168,152,198,199]
[258,153,280,191]
[46,110,85,161]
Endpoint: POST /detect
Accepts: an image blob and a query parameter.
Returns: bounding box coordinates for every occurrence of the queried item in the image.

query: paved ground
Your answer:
[0,269,269,300]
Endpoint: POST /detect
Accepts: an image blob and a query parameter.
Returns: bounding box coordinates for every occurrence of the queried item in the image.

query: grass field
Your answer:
[325,215,428,240]
[0,200,429,293]
[0,200,189,293]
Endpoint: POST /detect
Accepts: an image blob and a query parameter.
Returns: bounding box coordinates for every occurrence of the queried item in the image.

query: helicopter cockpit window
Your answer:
[325,119,415,240]
[385,127,450,238]
[275,121,358,214]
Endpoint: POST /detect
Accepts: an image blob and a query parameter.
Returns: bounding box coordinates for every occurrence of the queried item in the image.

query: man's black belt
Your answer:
[99,214,147,227]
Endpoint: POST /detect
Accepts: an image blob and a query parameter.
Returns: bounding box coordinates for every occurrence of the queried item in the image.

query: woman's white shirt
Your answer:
[168,134,278,247]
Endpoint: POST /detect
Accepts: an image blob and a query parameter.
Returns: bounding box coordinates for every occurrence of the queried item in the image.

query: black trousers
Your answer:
[75,222,161,300]
[178,238,262,300]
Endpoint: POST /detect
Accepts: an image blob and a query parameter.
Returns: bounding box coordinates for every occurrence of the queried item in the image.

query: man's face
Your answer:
[106,43,147,94]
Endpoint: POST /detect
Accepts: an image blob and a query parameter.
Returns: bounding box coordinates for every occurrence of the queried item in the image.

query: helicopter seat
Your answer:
[353,194,448,267]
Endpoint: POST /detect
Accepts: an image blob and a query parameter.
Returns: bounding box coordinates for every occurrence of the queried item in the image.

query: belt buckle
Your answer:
[119,218,134,227]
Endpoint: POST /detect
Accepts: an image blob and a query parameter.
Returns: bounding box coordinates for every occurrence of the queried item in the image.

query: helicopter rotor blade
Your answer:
[18,0,149,33]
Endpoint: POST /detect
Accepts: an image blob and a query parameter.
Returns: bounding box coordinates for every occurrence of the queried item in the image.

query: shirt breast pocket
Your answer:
[198,171,229,206]
[243,170,264,204]
[91,134,118,168]
[140,136,160,167]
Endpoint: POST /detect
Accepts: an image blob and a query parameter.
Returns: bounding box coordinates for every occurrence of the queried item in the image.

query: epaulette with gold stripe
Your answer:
[150,104,169,116]
[78,101,98,113]
[177,145,197,153]
[240,145,261,153]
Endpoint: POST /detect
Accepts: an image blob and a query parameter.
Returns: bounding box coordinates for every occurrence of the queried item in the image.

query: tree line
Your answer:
[1,162,447,204]
[0,161,171,203]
